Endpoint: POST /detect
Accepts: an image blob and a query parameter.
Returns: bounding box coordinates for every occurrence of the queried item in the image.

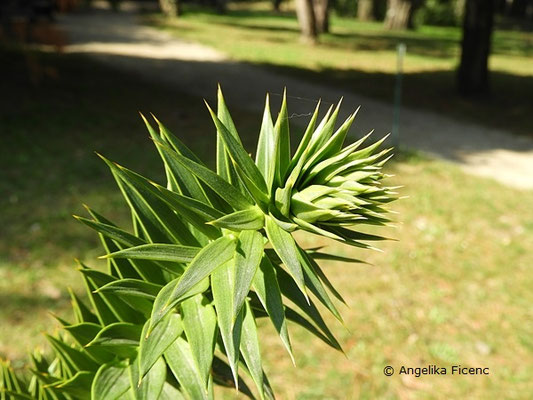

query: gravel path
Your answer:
[58,4,533,190]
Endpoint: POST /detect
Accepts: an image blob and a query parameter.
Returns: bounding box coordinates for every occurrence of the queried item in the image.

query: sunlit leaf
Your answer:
[129,356,166,400]
[91,360,131,400]
[182,294,217,388]
[209,206,265,231]
[212,260,243,387]
[165,337,212,400]
[104,244,201,263]
[265,216,307,300]
[252,256,293,361]
[150,236,236,331]
[4,89,397,400]
[139,314,182,380]
[239,301,264,400]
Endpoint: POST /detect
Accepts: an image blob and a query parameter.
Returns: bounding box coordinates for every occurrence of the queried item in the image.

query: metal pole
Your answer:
[392,43,406,147]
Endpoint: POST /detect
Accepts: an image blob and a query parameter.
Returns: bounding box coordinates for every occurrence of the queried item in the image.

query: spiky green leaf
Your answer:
[182,294,217,388]
[139,313,183,380]
[150,236,236,330]
[91,360,131,400]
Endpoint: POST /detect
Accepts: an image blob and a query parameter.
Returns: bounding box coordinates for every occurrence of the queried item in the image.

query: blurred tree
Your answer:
[295,0,331,42]
[273,0,283,12]
[384,0,424,29]
[314,0,330,32]
[159,0,180,16]
[295,0,318,42]
[358,0,374,20]
[457,0,495,96]
[455,0,465,18]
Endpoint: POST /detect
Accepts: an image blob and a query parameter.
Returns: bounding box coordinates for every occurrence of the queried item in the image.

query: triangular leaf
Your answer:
[252,256,293,361]
[129,356,166,400]
[182,294,217,389]
[104,244,200,264]
[92,360,131,400]
[255,94,275,187]
[139,313,182,380]
[209,207,265,232]
[239,301,265,400]
[212,260,243,387]
[233,230,264,319]
[165,337,212,400]
[150,236,236,331]
[264,216,307,300]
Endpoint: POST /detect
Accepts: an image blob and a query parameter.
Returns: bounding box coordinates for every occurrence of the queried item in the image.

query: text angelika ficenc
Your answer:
[399,365,490,378]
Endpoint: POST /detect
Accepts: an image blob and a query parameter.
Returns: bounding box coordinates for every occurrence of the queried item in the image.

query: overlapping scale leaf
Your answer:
[2,88,397,400]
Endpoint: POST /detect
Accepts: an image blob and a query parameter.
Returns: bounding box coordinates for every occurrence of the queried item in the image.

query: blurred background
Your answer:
[1,0,532,398]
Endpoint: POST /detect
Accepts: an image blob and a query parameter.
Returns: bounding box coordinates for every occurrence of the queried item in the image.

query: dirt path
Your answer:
[59,3,533,190]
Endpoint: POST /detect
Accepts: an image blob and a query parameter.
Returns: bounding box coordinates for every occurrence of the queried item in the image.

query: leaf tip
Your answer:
[139,111,148,122]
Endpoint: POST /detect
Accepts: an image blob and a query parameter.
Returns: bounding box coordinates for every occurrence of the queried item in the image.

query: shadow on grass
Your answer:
[0,47,197,267]
[215,19,460,58]
[182,7,531,58]
[0,45,260,266]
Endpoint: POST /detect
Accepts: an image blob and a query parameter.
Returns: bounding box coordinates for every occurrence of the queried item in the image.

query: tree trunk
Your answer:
[159,0,180,17]
[384,0,412,29]
[455,0,466,19]
[457,0,495,96]
[295,0,318,43]
[313,0,330,33]
[385,0,424,29]
[273,0,283,12]
[358,0,374,21]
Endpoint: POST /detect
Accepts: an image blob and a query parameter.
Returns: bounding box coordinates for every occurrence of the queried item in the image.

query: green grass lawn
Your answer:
[1,46,532,399]
[146,1,533,138]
